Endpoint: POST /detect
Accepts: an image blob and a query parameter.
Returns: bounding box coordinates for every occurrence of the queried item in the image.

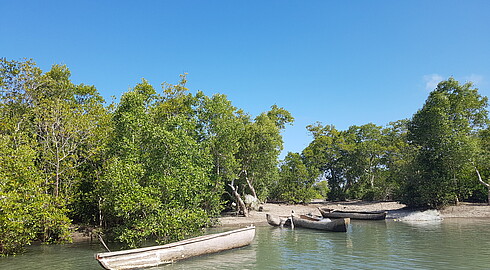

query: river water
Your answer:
[1,219,489,269]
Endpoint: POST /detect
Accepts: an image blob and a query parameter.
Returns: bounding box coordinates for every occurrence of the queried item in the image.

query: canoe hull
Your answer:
[95,226,255,270]
[266,214,291,227]
[318,208,387,220]
[292,215,350,232]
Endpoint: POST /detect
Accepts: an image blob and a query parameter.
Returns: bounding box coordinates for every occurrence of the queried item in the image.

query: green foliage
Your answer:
[302,120,412,202]
[0,58,105,255]
[312,180,330,199]
[114,208,208,248]
[0,133,71,255]
[4,58,490,255]
[195,92,243,207]
[303,124,370,200]
[301,79,489,208]
[0,134,41,255]
[274,152,317,203]
[1,58,293,253]
[98,78,221,247]
[267,104,295,130]
[237,112,285,201]
[403,78,489,208]
[475,127,490,203]
[303,124,347,200]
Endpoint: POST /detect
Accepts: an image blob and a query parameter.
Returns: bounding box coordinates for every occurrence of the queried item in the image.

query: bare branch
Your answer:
[475,167,490,188]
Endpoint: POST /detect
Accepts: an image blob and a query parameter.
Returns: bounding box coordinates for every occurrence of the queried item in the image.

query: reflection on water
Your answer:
[161,238,257,270]
[0,240,103,270]
[1,219,490,270]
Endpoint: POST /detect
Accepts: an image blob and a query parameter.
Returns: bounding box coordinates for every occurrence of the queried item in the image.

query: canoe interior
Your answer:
[95,226,255,270]
[321,208,386,214]
[299,214,323,221]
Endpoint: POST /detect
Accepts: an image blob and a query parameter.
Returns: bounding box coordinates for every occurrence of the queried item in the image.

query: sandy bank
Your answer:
[217,201,490,227]
[71,201,490,242]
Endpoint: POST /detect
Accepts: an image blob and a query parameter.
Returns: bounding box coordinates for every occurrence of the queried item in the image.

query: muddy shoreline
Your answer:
[217,200,490,227]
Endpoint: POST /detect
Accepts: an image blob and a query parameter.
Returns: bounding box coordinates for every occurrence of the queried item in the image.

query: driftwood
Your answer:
[228,179,248,217]
[241,170,258,200]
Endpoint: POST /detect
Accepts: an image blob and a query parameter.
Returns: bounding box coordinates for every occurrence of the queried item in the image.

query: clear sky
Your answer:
[2,1,490,158]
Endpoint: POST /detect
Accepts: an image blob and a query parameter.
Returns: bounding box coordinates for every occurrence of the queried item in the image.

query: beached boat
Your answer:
[95,226,256,270]
[266,213,291,227]
[292,214,350,232]
[318,207,387,220]
[266,213,349,232]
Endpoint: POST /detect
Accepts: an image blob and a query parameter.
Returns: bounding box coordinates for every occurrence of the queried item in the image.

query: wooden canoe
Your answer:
[292,214,350,232]
[266,213,291,227]
[318,207,387,220]
[95,226,256,270]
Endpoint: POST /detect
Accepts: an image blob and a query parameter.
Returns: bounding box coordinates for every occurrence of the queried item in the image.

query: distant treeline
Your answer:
[1,58,489,255]
[298,78,490,208]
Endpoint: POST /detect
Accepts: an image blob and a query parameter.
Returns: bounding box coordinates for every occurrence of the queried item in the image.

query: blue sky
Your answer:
[2,1,490,158]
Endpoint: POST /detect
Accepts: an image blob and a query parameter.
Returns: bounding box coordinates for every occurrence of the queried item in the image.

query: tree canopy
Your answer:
[402,78,489,208]
[2,59,490,255]
[0,59,292,254]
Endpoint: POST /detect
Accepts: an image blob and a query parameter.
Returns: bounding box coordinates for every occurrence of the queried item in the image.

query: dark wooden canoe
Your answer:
[318,207,387,220]
[292,214,350,232]
[95,226,256,270]
[267,213,349,232]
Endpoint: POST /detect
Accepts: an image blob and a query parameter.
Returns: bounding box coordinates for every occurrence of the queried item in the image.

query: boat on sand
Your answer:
[95,226,255,270]
[266,213,349,232]
[266,213,292,227]
[292,214,350,232]
[318,207,387,220]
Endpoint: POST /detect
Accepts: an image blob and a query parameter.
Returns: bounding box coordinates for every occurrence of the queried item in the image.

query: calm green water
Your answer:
[1,219,489,269]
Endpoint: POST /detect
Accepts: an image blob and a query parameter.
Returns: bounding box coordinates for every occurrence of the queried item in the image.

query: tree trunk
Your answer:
[55,165,60,198]
[368,156,375,188]
[453,173,460,205]
[246,177,258,200]
[98,197,103,227]
[242,170,258,200]
[228,180,248,217]
[475,167,490,205]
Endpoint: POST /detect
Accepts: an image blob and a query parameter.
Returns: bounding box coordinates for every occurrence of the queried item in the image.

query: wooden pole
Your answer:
[290,211,294,229]
[98,234,111,252]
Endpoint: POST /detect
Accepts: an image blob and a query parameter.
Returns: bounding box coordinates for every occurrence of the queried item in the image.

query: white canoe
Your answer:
[95,226,256,270]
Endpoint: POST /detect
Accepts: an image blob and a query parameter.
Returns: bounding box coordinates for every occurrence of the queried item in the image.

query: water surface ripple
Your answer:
[1,219,489,269]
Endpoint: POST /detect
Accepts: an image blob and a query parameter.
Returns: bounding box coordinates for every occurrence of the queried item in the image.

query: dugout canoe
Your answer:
[318,207,387,220]
[266,213,291,227]
[266,213,349,232]
[95,226,256,270]
[292,214,350,232]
